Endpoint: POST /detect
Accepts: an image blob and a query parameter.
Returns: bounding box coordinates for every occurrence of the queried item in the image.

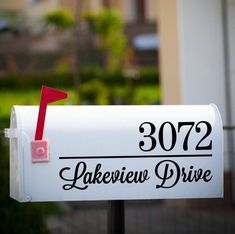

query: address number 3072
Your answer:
[139,121,212,152]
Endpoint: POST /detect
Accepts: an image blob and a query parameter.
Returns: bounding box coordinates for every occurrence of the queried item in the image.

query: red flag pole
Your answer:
[34,86,67,140]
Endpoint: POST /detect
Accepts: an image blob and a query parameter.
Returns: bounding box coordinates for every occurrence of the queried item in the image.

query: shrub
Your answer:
[45,9,74,29]
[81,80,109,105]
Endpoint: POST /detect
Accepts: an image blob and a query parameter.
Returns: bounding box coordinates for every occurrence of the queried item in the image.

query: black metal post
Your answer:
[108,200,125,234]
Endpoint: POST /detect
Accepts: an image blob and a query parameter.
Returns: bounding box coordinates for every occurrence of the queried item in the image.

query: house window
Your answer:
[136,0,145,22]
[125,0,146,23]
[102,0,111,8]
[27,0,46,4]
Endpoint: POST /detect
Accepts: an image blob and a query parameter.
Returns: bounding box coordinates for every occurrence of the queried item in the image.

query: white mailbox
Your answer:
[6,101,223,202]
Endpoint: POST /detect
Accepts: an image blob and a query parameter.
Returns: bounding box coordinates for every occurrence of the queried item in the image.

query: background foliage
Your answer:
[45,9,74,29]
[0,7,160,234]
[84,10,127,71]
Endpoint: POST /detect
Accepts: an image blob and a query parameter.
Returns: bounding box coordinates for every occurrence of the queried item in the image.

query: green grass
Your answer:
[0,85,160,120]
[0,89,78,119]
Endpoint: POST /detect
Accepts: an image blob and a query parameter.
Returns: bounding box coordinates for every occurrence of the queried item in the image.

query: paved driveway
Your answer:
[47,200,235,234]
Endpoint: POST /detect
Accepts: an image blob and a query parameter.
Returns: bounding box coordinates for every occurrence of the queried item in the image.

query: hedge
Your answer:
[0,67,159,90]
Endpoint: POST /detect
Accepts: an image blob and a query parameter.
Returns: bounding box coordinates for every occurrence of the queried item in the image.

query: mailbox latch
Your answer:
[4,128,18,138]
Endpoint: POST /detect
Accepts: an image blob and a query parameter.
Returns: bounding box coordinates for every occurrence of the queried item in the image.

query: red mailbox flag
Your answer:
[35,86,68,140]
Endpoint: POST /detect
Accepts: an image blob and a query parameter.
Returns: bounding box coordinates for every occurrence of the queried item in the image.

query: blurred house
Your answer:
[0,0,77,53]
[0,0,159,70]
[99,0,159,66]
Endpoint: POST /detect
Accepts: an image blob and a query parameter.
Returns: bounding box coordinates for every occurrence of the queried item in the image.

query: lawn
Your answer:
[0,85,161,120]
[0,89,77,119]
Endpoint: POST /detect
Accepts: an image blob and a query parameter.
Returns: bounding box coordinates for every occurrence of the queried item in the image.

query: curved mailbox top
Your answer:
[7,105,223,202]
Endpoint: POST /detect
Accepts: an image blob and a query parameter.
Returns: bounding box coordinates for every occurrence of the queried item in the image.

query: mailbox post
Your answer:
[108,200,125,234]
